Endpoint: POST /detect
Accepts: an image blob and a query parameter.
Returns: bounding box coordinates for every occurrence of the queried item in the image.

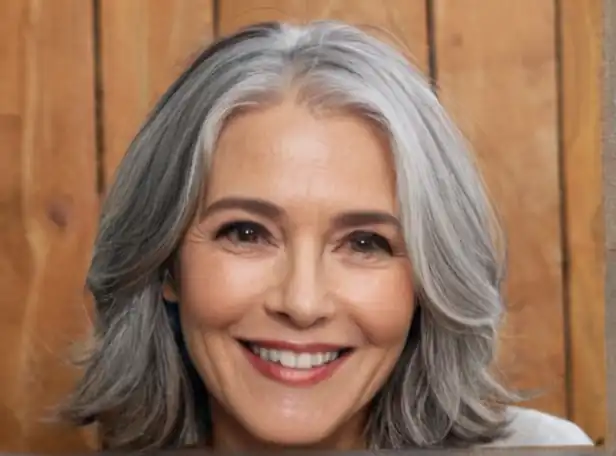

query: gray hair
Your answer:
[60,20,518,450]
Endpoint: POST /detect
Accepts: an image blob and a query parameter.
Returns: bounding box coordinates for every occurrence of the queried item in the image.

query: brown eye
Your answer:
[214,221,270,245]
[346,231,393,255]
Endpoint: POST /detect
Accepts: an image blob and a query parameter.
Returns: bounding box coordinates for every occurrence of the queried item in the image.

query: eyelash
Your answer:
[213,221,394,256]
[214,221,272,245]
[344,230,394,256]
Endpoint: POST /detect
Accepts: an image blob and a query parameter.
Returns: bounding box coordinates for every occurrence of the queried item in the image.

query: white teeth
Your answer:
[269,350,281,362]
[250,345,342,369]
[280,351,297,368]
[296,353,312,369]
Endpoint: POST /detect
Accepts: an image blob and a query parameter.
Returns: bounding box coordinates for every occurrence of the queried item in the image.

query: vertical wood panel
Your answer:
[602,0,616,446]
[100,0,214,188]
[560,0,606,443]
[218,0,428,73]
[0,0,98,452]
[433,1,567,417]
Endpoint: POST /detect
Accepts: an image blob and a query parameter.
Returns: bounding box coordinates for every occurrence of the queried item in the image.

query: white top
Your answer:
[486,406,594,447]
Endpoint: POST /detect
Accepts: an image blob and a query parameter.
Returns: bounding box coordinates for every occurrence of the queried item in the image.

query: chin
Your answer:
[241,415,344,448]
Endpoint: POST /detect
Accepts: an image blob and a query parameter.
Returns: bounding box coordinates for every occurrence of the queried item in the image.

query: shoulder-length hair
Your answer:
[60,20,517,450]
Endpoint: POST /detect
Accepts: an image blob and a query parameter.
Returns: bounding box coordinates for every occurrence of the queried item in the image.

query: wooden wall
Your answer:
[0,0,605,451]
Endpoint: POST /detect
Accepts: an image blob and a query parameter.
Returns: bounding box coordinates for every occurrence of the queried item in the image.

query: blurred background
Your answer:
[0,0,606,452]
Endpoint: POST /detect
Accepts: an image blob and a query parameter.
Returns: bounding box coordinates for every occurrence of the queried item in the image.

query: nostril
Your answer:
[271,309,329,329]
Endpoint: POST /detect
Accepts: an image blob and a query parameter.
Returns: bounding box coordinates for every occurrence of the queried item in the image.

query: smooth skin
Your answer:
[165,98,416,450]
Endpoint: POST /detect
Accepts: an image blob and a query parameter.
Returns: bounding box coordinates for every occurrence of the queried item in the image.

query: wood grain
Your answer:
[218,0,428,73]
[603,0,616,447]
[560,0,606,443]
[100,0,214,189]
[433,0,567,417]
[0,0,98,452]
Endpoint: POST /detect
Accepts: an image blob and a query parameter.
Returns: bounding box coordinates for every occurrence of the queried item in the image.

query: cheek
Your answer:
[331,263,414,346]
[177,242,277,328]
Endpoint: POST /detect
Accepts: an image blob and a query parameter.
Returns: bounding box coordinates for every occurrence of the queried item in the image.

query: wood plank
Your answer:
[0,114,27,451]
[0,0,22,114]
[218,0,428,73]
[433,1,567,417]
[100,0,214,189]
[0,0,98,452]
[560,0,606,443]
[601,0,616,445]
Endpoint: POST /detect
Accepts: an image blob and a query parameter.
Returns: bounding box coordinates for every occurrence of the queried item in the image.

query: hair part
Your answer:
[59,20,518,450]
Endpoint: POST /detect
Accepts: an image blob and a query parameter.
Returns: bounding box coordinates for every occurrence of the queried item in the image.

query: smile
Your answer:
[238,339,353,386]
[250,344,344,368]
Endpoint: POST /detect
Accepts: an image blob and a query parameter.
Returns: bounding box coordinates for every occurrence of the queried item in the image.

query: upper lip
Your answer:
[239,338,351,353]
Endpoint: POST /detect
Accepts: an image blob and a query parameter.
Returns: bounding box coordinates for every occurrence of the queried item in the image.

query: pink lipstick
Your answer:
[239,339,352,387]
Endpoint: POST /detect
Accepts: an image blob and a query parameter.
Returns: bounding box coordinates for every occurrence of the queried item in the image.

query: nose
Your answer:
[265,241,334,328]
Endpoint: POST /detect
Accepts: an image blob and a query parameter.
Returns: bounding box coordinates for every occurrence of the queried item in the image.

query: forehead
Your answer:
[205,100,398,213]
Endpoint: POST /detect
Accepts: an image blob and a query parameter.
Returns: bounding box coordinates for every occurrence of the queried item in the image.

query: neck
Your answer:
[208,400,367,451]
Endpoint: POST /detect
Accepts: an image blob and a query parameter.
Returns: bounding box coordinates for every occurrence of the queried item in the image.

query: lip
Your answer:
[239,338,349,353]
[238,339,352,387]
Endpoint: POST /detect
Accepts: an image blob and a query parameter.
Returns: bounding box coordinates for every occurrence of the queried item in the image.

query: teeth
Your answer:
[250,345,341,369]
[269,350,280,362]
[280,351,297,368]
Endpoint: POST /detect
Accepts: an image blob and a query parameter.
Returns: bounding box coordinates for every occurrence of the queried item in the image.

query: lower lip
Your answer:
[241,345,350,387]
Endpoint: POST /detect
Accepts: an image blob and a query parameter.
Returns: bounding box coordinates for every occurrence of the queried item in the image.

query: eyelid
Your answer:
[344,229,389,241]
[217,220,267,234]
[339,230,394,253]
[214,220,278,246]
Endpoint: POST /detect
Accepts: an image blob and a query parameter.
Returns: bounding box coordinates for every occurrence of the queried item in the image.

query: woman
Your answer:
[61,21,592,450]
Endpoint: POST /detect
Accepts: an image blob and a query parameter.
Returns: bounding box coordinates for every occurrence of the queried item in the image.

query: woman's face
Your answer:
[171,99,415,450]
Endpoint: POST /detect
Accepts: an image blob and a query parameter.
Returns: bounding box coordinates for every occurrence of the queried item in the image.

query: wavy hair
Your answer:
[60,20,517,450]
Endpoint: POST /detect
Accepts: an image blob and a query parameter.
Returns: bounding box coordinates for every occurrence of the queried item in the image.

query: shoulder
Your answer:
[487,406,594,447]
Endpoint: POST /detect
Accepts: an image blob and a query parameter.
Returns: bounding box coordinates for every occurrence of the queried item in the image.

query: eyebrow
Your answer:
[201,197,283,220]
[201,197,401,229]
[332,211,401,230]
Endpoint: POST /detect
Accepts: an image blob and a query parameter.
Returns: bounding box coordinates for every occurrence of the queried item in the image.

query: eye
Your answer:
[214,221,272,245]
[344,230,393,256]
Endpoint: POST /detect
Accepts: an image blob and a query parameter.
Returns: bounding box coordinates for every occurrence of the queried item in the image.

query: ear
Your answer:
[162,283,178,303]
[162,269,179,303]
